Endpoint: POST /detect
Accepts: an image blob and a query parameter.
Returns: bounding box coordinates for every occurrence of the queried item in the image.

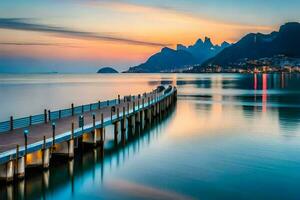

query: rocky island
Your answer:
[97,67,118,73]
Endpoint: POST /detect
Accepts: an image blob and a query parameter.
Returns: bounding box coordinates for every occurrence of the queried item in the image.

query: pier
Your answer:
[0,85,177,183]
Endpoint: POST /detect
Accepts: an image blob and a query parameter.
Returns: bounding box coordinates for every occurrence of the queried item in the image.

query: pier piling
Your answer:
[0,85,177,183]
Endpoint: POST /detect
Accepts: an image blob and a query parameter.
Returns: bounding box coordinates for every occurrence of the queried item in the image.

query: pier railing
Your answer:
[0,86,176,165]
[0,85,177,184]
[0,96,135,133]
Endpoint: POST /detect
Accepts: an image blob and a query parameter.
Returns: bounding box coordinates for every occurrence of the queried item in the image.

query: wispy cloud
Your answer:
[75,0,274,44]
[0,42,81,48]
[0,18,170,47]
[81,0,273,31]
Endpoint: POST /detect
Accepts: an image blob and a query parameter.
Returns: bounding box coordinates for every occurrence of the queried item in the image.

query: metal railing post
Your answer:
[44,109,47,123]
[52,122,56,147]
[71,122,74,139]
[23,130,29,166]
[48,110,51,121]
[93,113,96,128]
[71,103,74,116]
[10,116,13,131]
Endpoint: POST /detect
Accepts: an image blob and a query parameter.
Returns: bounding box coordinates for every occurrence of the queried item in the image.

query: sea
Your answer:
[0,73,300,200]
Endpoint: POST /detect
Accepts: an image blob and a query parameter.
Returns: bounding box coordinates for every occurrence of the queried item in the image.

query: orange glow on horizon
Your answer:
[0,1,277,65]
[0,35,159,63]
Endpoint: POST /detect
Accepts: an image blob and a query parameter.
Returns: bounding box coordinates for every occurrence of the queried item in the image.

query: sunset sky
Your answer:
[0,0,299,73]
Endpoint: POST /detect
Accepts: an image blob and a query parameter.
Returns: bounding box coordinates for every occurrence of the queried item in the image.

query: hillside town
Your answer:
[188,55,300,73]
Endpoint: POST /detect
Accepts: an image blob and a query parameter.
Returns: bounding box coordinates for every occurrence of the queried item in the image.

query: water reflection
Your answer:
[179,73,300,131]
[0,108,175,200]
[1,73,300,199]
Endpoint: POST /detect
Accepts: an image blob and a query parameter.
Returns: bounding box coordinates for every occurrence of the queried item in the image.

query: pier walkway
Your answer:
[0,85,177,182]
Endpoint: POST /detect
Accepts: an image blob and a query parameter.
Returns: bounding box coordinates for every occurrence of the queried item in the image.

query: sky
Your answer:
[0,0,299,73]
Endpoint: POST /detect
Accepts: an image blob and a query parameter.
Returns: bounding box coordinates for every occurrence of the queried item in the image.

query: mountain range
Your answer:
[125,22,300,73]
[126,37,230,73]
[199,22,300,69]
[177,37,230,63]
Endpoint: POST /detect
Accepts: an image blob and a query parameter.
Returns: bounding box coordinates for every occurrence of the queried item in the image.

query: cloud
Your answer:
[0,18,170,47]
[76,0,274,45]
[0,42,81,48]
[80,0,273,31]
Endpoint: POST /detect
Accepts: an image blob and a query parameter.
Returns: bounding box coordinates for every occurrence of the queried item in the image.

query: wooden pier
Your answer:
[0,85,177,182]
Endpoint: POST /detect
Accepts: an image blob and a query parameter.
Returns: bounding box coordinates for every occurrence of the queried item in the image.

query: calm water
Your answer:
[1,73,300,200]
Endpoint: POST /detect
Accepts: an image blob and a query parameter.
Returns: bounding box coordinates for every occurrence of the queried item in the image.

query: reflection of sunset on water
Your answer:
[1,73,300,200]
[262,74,268,113]
[166,75,282,140]
[103,179,195,200]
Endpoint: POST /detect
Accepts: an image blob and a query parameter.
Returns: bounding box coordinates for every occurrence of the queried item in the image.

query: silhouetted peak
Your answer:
[280,22,300,29]
[237,33,257,44]
[194,38,203,46]
[161,47,175,53]
[204,37,210,42]
[221,41,230,48]
[279,22,300,33]
[200,21,300,68]
[177,44,187,50]
[204,37,213,47]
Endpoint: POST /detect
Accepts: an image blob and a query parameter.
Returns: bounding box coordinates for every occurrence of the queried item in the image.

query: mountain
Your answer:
[97,67,118,73]
[126,47,198,73]
[200,22,300,68]
[177,37,230,64]
[126,37,230,73]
